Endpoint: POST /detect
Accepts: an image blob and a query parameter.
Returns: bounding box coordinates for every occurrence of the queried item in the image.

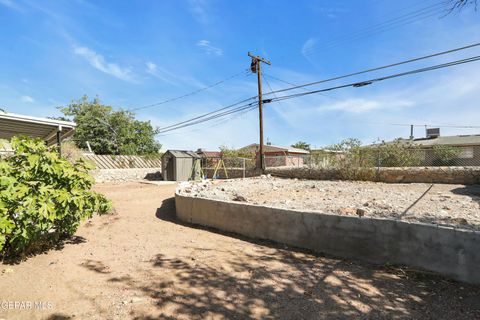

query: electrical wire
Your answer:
[304,1,450,56]
[268,55,480,103]
[157,96,257,131]
[154,43,480,135]
[157,101,259,134]
[156,55,480,134]
[265,42,480,96]
[157,104,258,137]
[263,73,340,100]
[129,69,251,112]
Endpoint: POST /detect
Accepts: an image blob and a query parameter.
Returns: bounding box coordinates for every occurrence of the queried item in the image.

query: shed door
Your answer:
[165,157,175,181]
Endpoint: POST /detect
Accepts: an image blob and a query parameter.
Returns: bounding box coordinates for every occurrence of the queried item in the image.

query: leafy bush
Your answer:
[61,140,86,163]
[219,145,256,160]
[432,145,460,166]
[376,139,423,167]
[327,138,376,180]
[0,137,111,257]
[326,138,423,180]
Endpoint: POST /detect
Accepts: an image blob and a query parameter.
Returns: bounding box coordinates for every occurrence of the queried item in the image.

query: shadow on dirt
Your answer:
[45,314,72,320]
[146,197,480,319]
[144,171,163,181]
[80,259,111,274]
[451,184,480,206]
[1,235,86,265]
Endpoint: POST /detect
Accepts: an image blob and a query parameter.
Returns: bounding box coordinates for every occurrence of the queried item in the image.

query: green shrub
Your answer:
[432,145,460,166]
[0,137,111,257]
[326,138,423,180]
[377,139,423,167]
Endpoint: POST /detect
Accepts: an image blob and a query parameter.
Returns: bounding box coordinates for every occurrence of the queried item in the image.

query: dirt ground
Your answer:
[185,176,480,230]
[1,181,480,320]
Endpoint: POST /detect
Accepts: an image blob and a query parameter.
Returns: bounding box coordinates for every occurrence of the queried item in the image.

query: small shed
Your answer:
[162,150,201,181]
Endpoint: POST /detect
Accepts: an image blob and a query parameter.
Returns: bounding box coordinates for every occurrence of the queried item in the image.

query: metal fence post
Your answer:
[243,158,246,178]
[376,147,381,181]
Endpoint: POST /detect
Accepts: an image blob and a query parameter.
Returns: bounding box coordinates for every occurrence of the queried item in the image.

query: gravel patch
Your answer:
[178,176,480,231]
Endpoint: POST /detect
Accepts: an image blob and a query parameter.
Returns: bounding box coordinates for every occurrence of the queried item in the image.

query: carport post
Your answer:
[56,125,62,155]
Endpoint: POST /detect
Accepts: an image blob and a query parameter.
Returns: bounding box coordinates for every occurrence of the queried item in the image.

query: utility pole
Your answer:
[248,52,271,172]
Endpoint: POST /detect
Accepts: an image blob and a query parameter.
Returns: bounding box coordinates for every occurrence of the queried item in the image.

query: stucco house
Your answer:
[242,143,310,167]
[391,128,480,166]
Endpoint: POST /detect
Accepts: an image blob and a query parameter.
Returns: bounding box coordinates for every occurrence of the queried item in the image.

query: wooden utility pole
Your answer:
[248,52,271,172]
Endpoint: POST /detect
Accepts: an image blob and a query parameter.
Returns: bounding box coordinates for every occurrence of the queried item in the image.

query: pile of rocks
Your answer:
[178,177,480,231]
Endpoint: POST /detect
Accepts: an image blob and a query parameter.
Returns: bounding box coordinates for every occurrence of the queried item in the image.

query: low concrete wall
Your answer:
[266,166,480,185]
[175,193,480,284]
[92,168,162,183]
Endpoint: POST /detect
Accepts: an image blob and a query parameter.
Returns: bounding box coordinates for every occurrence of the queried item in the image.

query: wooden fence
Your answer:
[83,155,162,169]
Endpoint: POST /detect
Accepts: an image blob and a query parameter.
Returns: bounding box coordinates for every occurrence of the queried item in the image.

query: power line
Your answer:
[268,55,480,103]
[263,73,340,100]
[265,42,480,96]
[156,54,480,135]
[157,100,258,134]
[304,1,450,56]
[157,96,257,132]
[157,104,258,137]
[157,103,258,134]
[129,69,251,112]
[154,44,480,135]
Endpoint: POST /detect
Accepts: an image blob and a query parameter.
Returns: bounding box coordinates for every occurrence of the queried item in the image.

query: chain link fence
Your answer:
[201,156,256,179]
[265,145,480,169]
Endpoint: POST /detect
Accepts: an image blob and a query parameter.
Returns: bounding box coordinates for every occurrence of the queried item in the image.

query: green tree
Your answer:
[219,145,256,160]
[60,96,161,155]
[291,141,311,151]
[328,138,362,152]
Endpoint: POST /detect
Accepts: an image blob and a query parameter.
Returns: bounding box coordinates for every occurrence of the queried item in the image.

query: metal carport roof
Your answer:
[0,112,76,146]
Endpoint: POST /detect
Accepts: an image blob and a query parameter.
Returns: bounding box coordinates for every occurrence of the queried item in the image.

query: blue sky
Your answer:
[1,0,479,150]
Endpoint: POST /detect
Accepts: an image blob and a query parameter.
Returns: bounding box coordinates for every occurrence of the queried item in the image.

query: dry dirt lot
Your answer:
[1,181,479,319]
[186,176,480,230]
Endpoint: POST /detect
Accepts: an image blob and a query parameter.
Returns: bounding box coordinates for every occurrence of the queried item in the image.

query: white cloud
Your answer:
[21,95,35,103]
[196,40,223,56]
[301,38,317,57]
[324,98,414,113]
[188,0,210,24]
[145,61,205,87]
[73,45,133,82]
[146,61,157,73]
[0,0,22,11]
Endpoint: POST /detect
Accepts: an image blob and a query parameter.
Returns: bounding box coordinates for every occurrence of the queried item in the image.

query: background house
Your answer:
[243,143,310,167]
[394,128,480,166]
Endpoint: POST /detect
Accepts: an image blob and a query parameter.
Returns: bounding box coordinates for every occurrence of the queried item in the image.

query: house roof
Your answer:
[243,143,310,154]
[0,112,76,146]
[395,135,480,147]
[197,151,222,158]
[163,150,201,158]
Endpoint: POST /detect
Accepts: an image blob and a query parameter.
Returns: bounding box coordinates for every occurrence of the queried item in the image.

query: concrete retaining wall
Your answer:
[175,193,480,284]
[92,168,162,183]
[266,166,480,185]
